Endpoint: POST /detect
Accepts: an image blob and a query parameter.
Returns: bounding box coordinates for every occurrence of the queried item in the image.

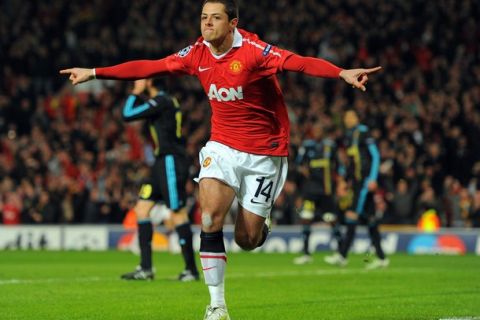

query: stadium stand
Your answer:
[0,0,479,227]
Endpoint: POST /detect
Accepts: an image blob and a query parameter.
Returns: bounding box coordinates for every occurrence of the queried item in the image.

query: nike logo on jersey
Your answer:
[198,66,212,72]
[208,84,244,102]
[250,198,264,204]
[202,266,217,271]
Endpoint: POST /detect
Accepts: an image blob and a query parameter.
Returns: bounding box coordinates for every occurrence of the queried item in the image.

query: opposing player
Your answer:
[119,79,199,281]
[324,109,389,269]
[293,124,343,265]
[60,1,381,318]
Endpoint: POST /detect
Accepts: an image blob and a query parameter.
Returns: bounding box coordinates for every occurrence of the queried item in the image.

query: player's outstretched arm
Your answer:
[339,67,382,92]
[60,59,174,86]
[59,68,94,85]
[282,54,381,91]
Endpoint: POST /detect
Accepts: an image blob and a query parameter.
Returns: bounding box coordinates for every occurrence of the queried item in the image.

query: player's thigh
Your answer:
[133,199,156,220]
[199,177,236,229]
[237,156,288,218]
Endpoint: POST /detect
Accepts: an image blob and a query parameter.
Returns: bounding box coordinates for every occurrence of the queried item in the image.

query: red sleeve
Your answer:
[95,46,196,79]
[282,53,343,78]
[95,59,171,80]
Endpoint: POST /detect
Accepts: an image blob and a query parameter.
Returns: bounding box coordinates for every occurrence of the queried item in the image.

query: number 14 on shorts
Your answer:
[251,177,273,204]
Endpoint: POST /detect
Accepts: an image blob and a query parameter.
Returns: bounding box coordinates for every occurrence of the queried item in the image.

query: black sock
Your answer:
[340,224,356,258]
[368,225,385,260]
[200,231,226,287]
[200,230,225,252]
[302,224,311,255]
[176,223,198,275]
[138,221,153,270]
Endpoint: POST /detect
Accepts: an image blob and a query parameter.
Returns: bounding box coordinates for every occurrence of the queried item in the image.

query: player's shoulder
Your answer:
[175,37,207,58]
[238,28,275,55]
[238,28,260,41]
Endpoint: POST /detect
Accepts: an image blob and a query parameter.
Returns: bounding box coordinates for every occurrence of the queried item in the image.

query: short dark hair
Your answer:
[202,0,239,20]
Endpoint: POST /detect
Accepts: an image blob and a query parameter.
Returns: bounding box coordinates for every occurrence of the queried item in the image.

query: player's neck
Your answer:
[209,32,234,55]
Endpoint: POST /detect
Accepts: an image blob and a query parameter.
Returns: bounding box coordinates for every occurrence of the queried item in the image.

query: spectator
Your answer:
[389,178,418,224]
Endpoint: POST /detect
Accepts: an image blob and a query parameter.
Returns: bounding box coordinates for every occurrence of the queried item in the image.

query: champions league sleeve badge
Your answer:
[178,45,193,58]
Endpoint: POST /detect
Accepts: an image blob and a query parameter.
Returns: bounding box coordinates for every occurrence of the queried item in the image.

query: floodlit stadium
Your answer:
[0,1,479,319]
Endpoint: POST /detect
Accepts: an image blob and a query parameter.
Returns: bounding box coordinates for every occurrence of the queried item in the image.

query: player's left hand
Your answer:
[339,67,382,92]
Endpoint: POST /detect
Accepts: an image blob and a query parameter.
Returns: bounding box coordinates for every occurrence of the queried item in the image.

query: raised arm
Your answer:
[122,80,171,122]
[282,53,381,92]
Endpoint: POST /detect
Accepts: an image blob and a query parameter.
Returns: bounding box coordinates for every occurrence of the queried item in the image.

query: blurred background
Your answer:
[0,0,479,231]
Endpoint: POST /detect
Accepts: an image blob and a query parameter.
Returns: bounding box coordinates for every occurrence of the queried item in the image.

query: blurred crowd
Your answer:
[0,0,479,227]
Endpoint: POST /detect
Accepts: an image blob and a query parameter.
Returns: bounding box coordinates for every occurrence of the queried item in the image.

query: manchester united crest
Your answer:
[229,60,243,74]
[203,157,212,168]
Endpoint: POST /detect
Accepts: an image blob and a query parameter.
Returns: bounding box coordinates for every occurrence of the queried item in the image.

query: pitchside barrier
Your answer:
[0,225,478,255]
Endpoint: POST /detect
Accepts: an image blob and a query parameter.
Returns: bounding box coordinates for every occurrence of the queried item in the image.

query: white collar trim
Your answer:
[203,28,243,59]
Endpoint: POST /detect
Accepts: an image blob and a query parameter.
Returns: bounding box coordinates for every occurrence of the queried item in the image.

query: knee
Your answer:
[201,212,223,232]
[234,232,258,251]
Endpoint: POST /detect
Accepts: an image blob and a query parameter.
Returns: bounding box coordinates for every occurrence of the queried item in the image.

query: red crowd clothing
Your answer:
[96,28,342,156]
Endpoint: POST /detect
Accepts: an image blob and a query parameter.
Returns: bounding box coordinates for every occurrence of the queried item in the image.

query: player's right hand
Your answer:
[59,68,95,85]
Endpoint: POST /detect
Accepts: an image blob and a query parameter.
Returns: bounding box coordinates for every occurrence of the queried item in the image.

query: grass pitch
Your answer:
[0,251,479,319]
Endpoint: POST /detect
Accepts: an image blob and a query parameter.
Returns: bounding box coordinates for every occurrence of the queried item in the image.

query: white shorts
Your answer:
[195,141,288,218]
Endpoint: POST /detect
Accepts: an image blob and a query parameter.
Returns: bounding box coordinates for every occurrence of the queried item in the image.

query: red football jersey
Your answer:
[96,28,342,155]
[164,28,293,156]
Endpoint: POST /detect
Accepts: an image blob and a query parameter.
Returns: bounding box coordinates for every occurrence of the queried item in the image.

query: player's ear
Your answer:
[229,18,238,31]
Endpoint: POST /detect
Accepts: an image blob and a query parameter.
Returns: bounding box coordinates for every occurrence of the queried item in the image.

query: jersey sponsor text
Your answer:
[208,84,244,102]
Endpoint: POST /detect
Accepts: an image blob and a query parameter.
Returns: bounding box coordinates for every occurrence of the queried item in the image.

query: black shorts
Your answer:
[138,154,188,211]
[304,194,336,214]
[300,193,337,221]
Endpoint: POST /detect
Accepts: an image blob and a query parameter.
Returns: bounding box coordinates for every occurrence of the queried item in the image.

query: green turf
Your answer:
[0,251,479,319]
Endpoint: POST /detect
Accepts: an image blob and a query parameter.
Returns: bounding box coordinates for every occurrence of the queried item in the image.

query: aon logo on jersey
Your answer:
[208,84,244,102]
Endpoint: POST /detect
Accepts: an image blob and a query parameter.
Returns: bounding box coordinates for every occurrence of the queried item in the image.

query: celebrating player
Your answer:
[60,1,381,318]
[119,79,199,282]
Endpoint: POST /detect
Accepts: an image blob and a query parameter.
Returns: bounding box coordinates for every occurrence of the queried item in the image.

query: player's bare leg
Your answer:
[234,206,267,251]
[199,178,235,318]
[121,200,155,280]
